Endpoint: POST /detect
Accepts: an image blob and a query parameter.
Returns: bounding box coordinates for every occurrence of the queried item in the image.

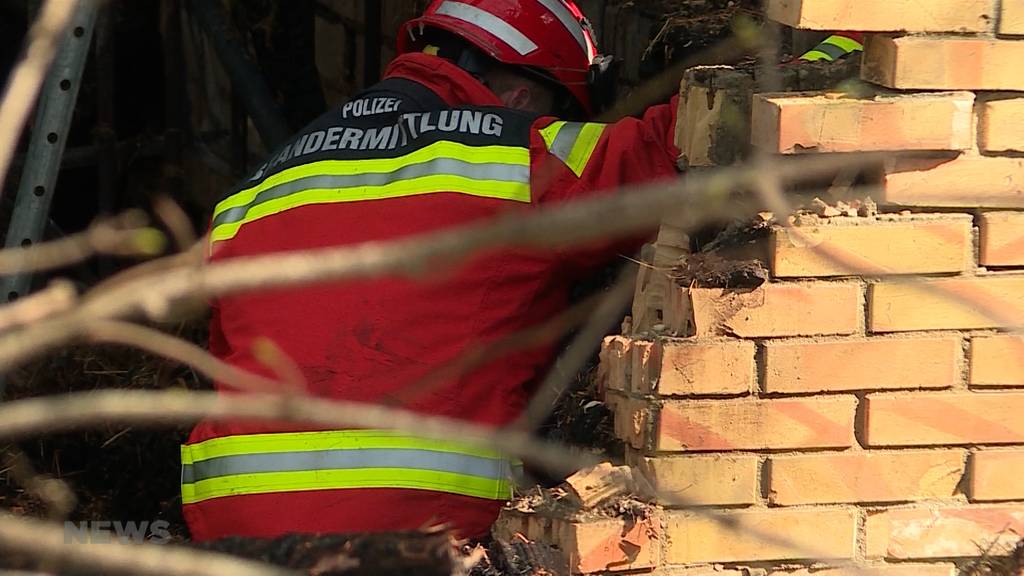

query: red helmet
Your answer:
[398,0,615,116]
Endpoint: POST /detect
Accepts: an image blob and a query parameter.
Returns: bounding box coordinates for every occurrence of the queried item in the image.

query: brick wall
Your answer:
[499,1,1024,574]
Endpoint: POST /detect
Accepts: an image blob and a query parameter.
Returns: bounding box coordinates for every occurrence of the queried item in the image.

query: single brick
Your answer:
[751,92,974,154]
[493,509,662,574]
[979,212,1024,267]
[767,566,955,576]
[765,0,992,32]
[763,336,960,393]
[770,217,972,277]
[970,450,1024,501]
[598,336,632,393]
[981,99,1024,153]
[768,450,965,505]
[656,396,856,451]
[869,276,1024,332]
[629,453,758,506]
[866,506,1024,559]
[863,36,1024,90]
[666,508,856,563]
[638,339,755,396]
[970,335,1024,387]
[883,156,1024,208]
[864,392,1024,446]
[1001,0,1024,35]
[690,282,861,338]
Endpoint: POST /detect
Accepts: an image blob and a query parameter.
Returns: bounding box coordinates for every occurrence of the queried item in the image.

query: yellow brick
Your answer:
[863,36,1024,90]
[767,566,956,576]
[666,508,856,563]
[770,217,972,277]
[970,450,1024,501]
[981,99,1024,153]
[630,453,758,506]
[656,396,856,451]
[640,339,755,396]
[751,92,974,154]
[766,0,992,32]
[970,335,1024,387]
[883,156,1024,209]
[768,451,965,505]
[864,392,1024,446]
[494,509,662,573]
[1000,0,1024,35]
[869,275,1024,332]
[979,211,1024,267]
[763,336,960,393]
[691,282,861,338]
[866,506,1024,558]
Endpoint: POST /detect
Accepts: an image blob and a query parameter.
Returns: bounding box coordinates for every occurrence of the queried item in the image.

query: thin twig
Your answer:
[391,282,613,405]
[84,320,298,394]
[0,447,75,520]
[0,389,598,478]
[517,266,637,429]
[0,211,163,276]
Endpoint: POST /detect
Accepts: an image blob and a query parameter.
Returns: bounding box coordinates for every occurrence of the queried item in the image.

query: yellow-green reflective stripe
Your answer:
[181,468,511,504]
[209,173,529,243]
[182,430,505,462]
[215,141,528,216]
[799,49,835,62]
[539,120,566,151]
[824,34,863,53]
[539,120,607,177]
[209,141,531,243]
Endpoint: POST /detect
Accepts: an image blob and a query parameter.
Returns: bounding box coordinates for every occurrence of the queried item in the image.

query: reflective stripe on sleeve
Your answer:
[210,141,531,244]
[180,429,513,504]
[799,34,864,62]
[538,120,607,178]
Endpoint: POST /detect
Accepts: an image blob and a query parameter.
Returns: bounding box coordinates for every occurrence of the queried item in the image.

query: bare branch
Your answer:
[84,320,294,394]
[0,211,164,276]
[0,0,81,185]
[0,389,599,478]
[0,512,295,576]
[516,266,637,429]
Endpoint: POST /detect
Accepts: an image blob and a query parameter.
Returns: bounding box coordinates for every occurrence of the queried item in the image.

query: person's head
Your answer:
[398,0,618,119]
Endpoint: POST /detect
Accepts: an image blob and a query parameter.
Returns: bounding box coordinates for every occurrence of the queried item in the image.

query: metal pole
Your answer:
[2,1,98,301]
[0,0,98,396]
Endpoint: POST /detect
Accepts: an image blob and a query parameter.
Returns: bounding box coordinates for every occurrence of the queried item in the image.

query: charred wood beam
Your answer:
[187,0,291,150]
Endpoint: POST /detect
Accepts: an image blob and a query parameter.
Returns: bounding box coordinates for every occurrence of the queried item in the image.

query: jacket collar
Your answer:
[383,53,503,108]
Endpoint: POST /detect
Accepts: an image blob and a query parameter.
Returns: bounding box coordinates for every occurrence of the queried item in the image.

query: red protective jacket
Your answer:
[184,52,680,542]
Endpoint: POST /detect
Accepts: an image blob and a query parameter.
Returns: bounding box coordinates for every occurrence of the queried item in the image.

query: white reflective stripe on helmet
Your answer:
[435,1,539,56]
[536,0,591,62]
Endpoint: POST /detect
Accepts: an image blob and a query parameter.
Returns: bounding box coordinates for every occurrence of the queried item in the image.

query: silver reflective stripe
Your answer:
[435,1,539,56]
[211,158,530,228]
[181,448,509,483]
[536,0,589,60]
[548,122,584,165]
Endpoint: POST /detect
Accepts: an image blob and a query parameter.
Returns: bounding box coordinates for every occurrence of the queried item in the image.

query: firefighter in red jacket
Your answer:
[183,0,681,541]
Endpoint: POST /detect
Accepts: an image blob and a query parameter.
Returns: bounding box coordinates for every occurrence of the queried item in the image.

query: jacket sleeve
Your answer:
[529,96,682,272]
